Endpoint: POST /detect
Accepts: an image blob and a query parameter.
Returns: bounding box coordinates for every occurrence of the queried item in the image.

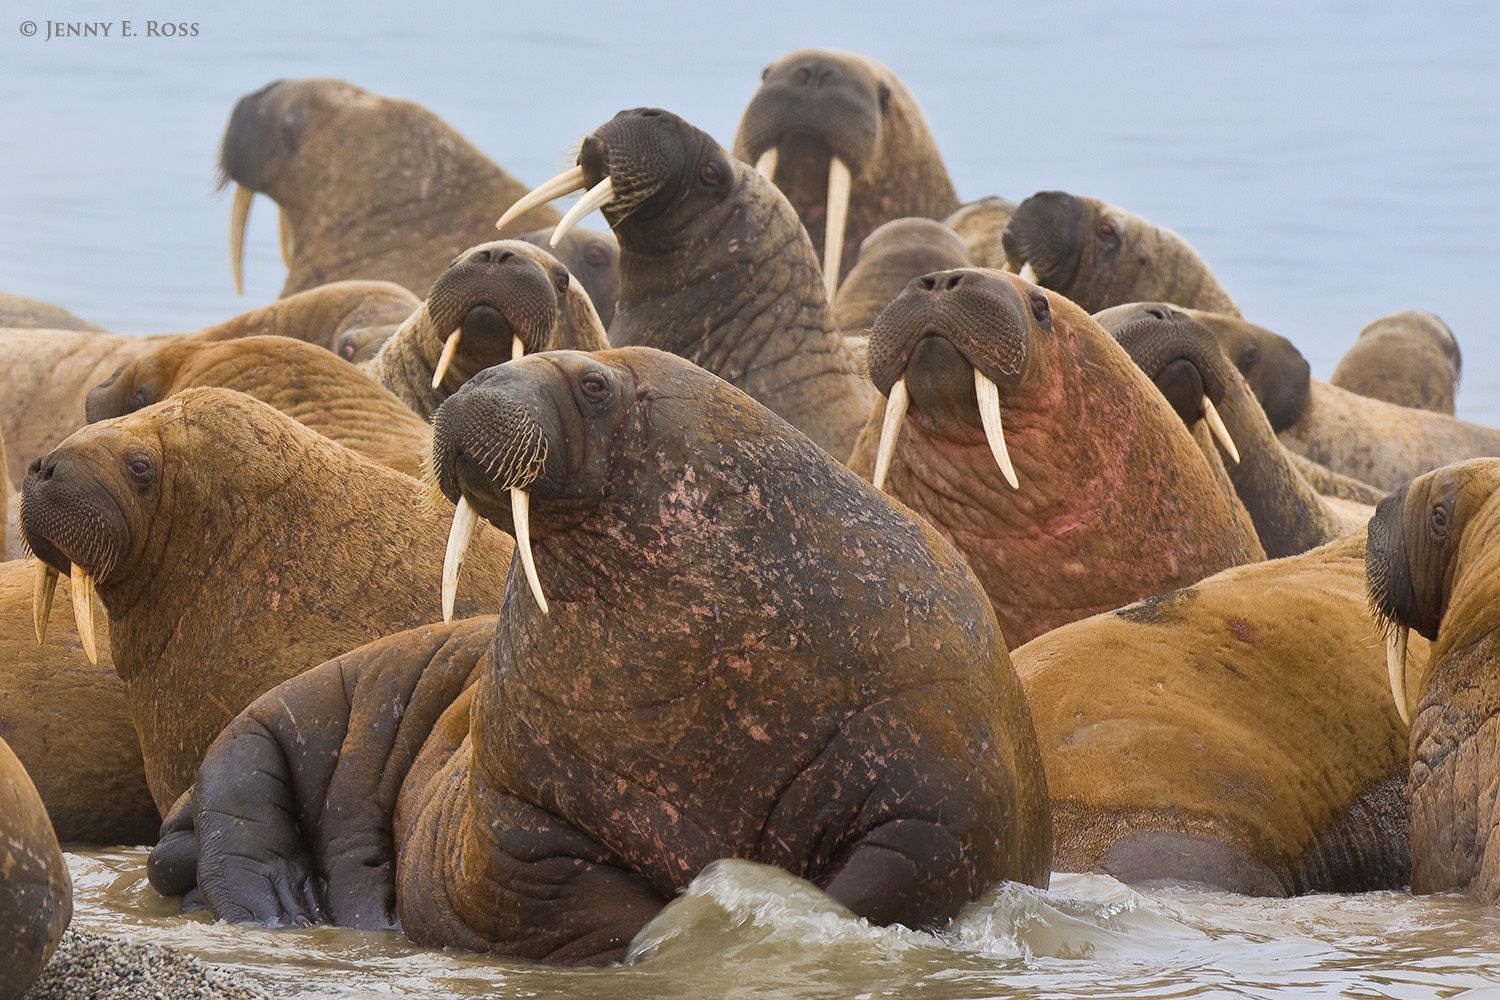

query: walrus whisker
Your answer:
[441,497,479,624]
[511,487,549,614]
[229,183,255,296]
[70,563,99,665]
[1386,626,1411,726]
[872,377,909,492]
[431,330,462,389]
[754,147,778,182]
[496,164,587,232]
[975,370,1021,491]
[1201,395,1240,464]
[550,177,615,248]
[822,157,851,301]
[32,562,59,645]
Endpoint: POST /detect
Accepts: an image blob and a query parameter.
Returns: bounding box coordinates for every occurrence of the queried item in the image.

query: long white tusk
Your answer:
[33,562,59,645]
[511,335,525,361]
[277,208,294,268]
[871,377,909,492]
[431,330,462,390]
[70,564,98,665]
[550,176,615,248]
[229,184,254,295]
[511,488,549,614]
[755,147,779,182]
[496,164,588,231]
[822,157,852,301]
[1386,627,1411,727]
[975,370,1021,490]
[1201,396,1240,464]
[1017,262,1038,284]
[441,497,479,624]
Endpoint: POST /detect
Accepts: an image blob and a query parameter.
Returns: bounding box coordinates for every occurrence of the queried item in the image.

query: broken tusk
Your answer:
[1201,396,1240,464]
[511,488,549,614]
[975,370,1021,490]
[431,330,462,390]
[229,184,254,295]
[1017,262,1038,284]
[754,147,779,182]
[511,335,525,361]
[70,564,98,665]
[496,164,588,231]
[822,157,852,301]
[871,377,909,492]
[32,562,58,645]
[277,208,294,268]
[1386,627,1411,726]
[550,176,615,248]
[441,497,479,624]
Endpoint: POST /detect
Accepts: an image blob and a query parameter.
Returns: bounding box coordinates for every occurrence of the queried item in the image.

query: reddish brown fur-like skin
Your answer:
[0,736,71,1000]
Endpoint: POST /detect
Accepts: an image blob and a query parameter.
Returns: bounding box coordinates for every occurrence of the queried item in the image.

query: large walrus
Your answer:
[148,348,1051,963]
[19,388,513,812]
[1018,531,1417,895]
[0,736,72,999]
[221,78,560,297]
[832,218,973,342]
[1331,309,1461,415]
[0,291,101,332]
[1001,191,1239,315]
[732,49,960,297]
[0,280,418,486]
[499,109,874,459]
[1366,459,1500,901]
[1197,311,1500,491]
[848,269,1259,646]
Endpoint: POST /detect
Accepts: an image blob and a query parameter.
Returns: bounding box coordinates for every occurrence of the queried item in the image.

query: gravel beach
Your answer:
[24,930,271,1000]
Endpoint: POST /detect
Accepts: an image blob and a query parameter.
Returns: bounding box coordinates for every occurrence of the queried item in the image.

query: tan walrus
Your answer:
[0,291,101,332]
[0,735,72,999]
[831,217,973,343]
[1331,309,1461,414]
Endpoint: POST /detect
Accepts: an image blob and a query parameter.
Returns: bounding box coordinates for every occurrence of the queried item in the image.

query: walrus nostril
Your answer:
[944,273,964,291]
[918,275,939,291]
[1145,306,1169,320]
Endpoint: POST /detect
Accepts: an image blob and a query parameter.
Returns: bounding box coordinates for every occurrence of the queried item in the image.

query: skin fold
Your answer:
[0,737,71,1000]
[1331,309,1461,415]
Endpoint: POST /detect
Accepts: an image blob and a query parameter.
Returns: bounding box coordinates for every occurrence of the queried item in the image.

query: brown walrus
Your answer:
[0,291,101,332]
[1366,459,1500,901]
[832,218,973,342]
[0,736,71,999]
[1331,309,1461,415]
[147,348,1050,963]
[848,269,1259,646]
[19,388,513,813]
[732,50,961,298]
[1001,192,1240,315]
[0,280,418,486]
[1197,311,1500,491]
[1018,530,1417,896]
[943,196,1018,270]
[221,78,560,297]
[499,109,874,460]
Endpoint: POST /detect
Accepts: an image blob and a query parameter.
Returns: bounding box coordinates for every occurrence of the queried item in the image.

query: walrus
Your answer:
[732,50,960,298]
[84,336,433,479]
[362,240,609,419]
[0,736,71,999]
[1366,459,1500,901]
[0,291,101,332]
[19,388,513,812]
[1001,192,1240,316]
[499,109,874,460]
[848,269,1259,646]
[517,227,620,329]
[1196,311,1500,491]
[1331,309,1461,415]
[0,280,418,486]
[943,196,1018,270]
[1018,530,1417,896]
[221,78,560,297]
[147,348,1050,963]
[832,218,973,341]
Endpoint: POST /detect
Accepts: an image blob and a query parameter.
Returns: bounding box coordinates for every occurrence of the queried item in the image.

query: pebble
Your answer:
[24,929,271,1000]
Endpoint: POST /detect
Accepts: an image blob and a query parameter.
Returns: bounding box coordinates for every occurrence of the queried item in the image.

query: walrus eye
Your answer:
[552,267,570,295]
[340,340,357,361]
[1097,220,1120,245]
[700,160,725,186]
[580,371,611,403]
[1239,344,1260,371]
[584,244,608,266]
[1029,292,1051,326]
[126,454,155,483]
[1429,503,1451,539]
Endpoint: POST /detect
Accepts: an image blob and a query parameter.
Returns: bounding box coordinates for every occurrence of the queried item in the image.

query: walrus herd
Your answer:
[2,48,1498,988]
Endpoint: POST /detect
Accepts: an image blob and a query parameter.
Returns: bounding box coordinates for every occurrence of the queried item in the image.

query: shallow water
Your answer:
[68,851,1500,998]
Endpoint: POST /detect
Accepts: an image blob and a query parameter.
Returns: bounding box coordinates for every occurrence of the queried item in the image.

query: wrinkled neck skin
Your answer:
[609,177,872,458]
[362,307,450,419]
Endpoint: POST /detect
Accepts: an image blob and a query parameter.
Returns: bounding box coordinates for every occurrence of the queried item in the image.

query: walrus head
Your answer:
[1187,311,1312,433]
[833,218,973,337]
[518,227,620,329]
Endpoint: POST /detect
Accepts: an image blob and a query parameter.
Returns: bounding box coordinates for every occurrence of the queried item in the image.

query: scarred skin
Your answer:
[1366,460,1500,901]
[1002,192,1239,316]
[148,348,1050,964]
[733,50,960,282]
[0,280,418,486]
[220,78,560,297]
[1018,531,1417,896]
[943,197,1017,270]
[0,736,71,1000]
[19,389,513,812]
[832,218,973,341]
[849,269,1259,646]
[1331,309,1462,415]
[363,240,609,420]
[0,291,101,331]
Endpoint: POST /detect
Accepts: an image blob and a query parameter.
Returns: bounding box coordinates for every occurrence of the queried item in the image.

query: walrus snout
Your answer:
[1002,192,1087,291]
[20,449,131,582]
[737,52,882,176]
[1193,313,1311,432]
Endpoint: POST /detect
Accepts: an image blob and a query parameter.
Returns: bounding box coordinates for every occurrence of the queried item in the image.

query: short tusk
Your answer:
[1017,262,1038,284]
[1386,627,1411,727]
[496,164,587,231]
[70,564,99,665]
[754,147,779,182]
[511,488,549,614]
[550,176,615,248]
[277,208,294,268]
[975,370,1021,490]
[441,497,479,624]
[822,157,852,301]
[229,184,254,295]
[33,562,59,645]
[871,377,909,492]
[431,330,462,390]
[1201,396,1240,464]
[511,335,525,361]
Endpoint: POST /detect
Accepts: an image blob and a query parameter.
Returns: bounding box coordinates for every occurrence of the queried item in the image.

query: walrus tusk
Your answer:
[1017,262,1038,284]
[32,562,59,645]
[277,208,294,268]
[550,176,615,248]
[1201,396,1240,464]
[229,184,254,295]
[975,370,1021,490]
[441,497,479,624]
[496,164,587,231]
[511,488,549,614]
[1387,627,1411,726]
[822,157,851,301]
[431,330,462,389]
[70,564,99,665]
[511,336,525,361]
[871,377,909,492]
[755,147,779,182]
